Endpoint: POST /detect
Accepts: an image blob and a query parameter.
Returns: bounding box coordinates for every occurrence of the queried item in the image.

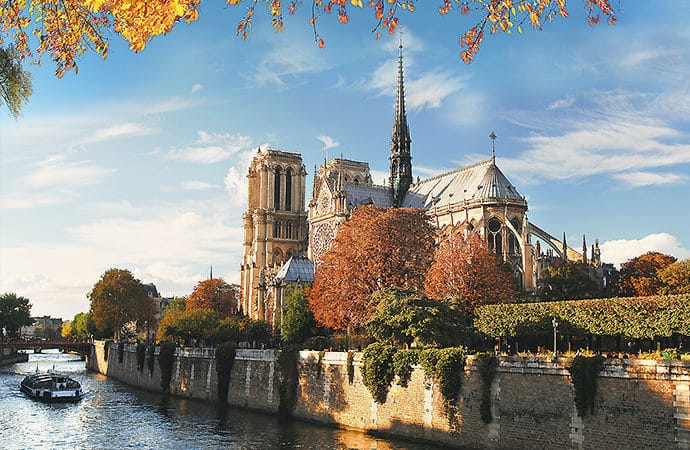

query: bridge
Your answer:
[0,338,93,357]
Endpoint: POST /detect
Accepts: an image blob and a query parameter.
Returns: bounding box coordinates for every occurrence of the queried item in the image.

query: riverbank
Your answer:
[87,341,690,449]
[0,348,28,367]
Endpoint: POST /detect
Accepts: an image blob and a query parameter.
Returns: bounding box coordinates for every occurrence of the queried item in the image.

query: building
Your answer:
[241,44,604,323]
[20,316,63,339]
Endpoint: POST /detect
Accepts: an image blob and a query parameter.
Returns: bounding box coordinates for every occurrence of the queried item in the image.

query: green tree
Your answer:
[0,46,32,118]
[366,288,466,348]
[0,292,34,338]
[162,308,222,345]
[281,285,316,345]
[537,262,603,302]
[88,268,156,339]
[618,252,676,297]
[71,312,96,338]
[659,259,690,295]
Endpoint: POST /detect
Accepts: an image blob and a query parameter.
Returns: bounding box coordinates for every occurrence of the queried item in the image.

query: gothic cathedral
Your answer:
[240,44,603,323]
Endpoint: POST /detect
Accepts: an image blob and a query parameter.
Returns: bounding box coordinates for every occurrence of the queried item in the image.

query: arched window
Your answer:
[274,168,281,210]
[508,217,521,255]
[285,169,292,211]
[487,217,502,257]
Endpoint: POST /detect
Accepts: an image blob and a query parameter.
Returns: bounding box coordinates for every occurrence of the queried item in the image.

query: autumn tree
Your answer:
[61,321,72,338]
[0,1,617,114]
[537,261,603,302]
[617,252,676,297]
[424,229,517,317]
[186,278,238,318]
[658,258,690,295]
[366,288,466,348]
[88,268,157,339]
[0,292,33,338]
[308,205,436,334]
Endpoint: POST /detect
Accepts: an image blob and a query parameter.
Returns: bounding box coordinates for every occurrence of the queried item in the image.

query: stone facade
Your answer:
[89,342,690,449]
[239,148,309,321]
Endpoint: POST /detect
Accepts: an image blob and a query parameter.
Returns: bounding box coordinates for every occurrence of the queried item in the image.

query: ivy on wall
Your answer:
[147,343,155,376]
[360,342,397,404]
[135,342,146,372]
[346,351,355,385]
[158,341,176,393]
[475,352,498,424]
[278,345,299,418]
[117,341,125,363]
[103,339,113,361]
[215,342,237,404]
[392,350,419,388]
[568,355,604,417]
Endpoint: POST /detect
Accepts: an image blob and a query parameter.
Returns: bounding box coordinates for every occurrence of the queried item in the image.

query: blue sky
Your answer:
[1,2,689,320]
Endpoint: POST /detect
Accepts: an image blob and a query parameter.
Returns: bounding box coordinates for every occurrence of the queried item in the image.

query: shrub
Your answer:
[117,340,125,363]
[303,335,330,351]
[360,342,397,404]
[346,351,355,385]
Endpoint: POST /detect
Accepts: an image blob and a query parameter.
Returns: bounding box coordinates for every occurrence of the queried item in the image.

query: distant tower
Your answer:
[562,233,568,262]
[389,40,412,207]
[582,235,588,264]
[209,265,213,280]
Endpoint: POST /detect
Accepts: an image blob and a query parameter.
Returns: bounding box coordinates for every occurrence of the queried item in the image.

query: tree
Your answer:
[617,252,676,297]
[658,259,690,295]
[281,285,316,345]
[0,1,616,114]
[308,205,436,333]
[424,229,517,317]
[537,261,603,302]
[366,288,466,348]
[160,308,222,345]
[0,45,32,118]
[61,321,72,338]
[71,311,97,338]
[0,292,33,338]
[186,278,238,317]
[88,268,156,339]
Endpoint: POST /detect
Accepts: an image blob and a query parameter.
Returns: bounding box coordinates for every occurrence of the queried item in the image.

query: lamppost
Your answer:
[552,317,559,358]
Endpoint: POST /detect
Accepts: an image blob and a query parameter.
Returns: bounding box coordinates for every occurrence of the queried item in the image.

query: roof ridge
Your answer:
[413,157,493,186]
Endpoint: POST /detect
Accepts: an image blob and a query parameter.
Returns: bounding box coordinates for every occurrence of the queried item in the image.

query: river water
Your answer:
[0,351,441,449]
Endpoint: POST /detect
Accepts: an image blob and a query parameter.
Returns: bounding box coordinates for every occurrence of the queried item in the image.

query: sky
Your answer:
[1,2,689,320]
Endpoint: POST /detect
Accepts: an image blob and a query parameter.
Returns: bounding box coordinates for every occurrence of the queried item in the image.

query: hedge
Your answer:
[474,294,690,339]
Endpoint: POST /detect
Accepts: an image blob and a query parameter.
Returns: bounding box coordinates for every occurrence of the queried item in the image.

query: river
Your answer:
[0,350,442,449]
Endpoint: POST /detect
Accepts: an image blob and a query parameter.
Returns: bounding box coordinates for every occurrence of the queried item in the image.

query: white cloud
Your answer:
[164,132,253,164]
[612,171,688,187]
[82,122,157,144]
[180,181,220,191]
[601,233,690,267]
[547,97,575,110]
[190,83,204,94]
[25,159,114,189]
[500,91,690,185]
[224,166,248,207]
[252,36,331,86]
[316,135,340,151]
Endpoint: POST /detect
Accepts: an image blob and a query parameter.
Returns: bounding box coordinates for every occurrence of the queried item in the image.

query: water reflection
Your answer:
[1,351,439,449]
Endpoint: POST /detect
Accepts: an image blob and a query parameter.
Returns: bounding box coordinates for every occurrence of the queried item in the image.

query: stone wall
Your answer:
[88,343,690,449]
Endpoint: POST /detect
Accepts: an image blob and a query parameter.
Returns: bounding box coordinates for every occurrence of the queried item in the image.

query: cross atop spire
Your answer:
[489,130,497,163]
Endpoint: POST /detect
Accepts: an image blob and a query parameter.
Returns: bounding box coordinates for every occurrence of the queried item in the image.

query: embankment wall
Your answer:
[87,342,690,449]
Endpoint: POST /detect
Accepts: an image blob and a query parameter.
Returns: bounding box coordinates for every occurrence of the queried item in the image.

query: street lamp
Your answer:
[552,317,559,358]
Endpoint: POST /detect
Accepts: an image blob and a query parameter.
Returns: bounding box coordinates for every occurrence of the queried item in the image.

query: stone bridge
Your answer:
[0,338,93,356]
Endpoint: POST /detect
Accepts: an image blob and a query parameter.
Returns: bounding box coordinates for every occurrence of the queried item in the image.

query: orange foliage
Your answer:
[0,0,617,79]
[186,278,239,317]
[617,251,677,297]
[308,205,436,332]
[424,229,516,316]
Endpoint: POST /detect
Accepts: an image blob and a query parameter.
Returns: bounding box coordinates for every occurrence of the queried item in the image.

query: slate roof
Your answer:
[274,256,315,283]
[345,183,394,209]
[401,158,524,209]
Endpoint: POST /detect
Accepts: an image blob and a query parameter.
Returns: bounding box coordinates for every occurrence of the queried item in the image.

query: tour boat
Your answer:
[20,371,84,402]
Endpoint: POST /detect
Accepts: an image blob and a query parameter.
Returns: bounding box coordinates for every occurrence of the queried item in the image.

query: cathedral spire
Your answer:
[389,36,412,207]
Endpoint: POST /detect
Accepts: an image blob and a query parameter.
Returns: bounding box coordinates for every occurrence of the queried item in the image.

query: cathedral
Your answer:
[239,45,602,324]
